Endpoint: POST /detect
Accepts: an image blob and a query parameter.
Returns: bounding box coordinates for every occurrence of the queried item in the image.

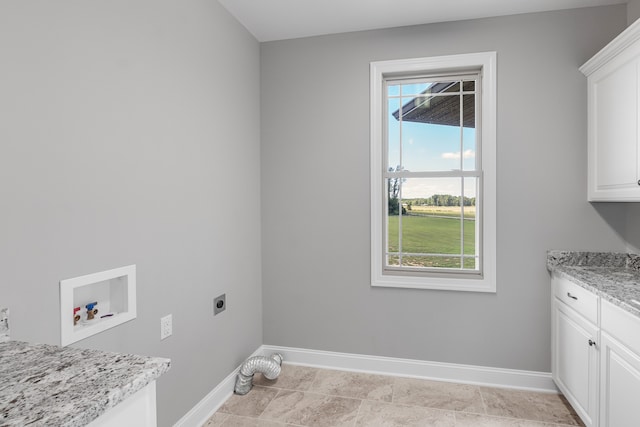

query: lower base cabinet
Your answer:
[551,275,640,427]
[553,301,598,426]
[552,293,598,426]
[599,301,640,427]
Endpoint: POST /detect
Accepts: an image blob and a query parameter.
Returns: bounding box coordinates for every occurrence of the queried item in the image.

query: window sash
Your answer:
[382,175,483,277]
[382,74,481,276]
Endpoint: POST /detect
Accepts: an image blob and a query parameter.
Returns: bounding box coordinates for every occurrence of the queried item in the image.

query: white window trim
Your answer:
[370,52,497,292]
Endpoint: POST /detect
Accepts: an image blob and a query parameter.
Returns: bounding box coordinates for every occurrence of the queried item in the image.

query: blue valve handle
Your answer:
[85,302,98,311]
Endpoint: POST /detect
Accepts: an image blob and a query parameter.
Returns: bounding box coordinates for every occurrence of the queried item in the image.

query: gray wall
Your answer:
[629,0,640,25]
[261,5,629,372]
[624,205,640,252]
[0,1,262,425]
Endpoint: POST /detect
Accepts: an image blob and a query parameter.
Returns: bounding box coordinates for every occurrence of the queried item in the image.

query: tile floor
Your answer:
[203,364,584,427]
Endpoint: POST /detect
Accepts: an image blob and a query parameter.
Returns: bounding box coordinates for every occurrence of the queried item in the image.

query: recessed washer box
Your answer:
[60,265,136,346]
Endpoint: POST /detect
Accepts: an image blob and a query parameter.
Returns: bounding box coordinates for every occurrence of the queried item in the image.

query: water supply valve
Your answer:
[73,307,81,326]
[85,302,98,321]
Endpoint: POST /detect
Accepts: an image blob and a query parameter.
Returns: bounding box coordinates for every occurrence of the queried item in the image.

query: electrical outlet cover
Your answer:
[160,314,172,340]
[214,294,226,315]
[0,308,9,342]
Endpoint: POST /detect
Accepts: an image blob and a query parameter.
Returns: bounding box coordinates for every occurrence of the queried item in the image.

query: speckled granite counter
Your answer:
[547,251,640,319]
[0,340,170,426]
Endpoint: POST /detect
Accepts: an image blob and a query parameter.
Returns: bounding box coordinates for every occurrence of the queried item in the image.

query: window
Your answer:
[370,52,496,292]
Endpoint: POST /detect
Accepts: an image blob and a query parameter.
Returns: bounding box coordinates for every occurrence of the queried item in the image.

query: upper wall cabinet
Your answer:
[581,20,640,202]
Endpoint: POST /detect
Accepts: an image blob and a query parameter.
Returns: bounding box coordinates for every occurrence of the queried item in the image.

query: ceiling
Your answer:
[217,0,626,42]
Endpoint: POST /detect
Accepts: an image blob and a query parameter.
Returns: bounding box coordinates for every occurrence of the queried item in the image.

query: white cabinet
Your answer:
[552,273,640,427]
[581,19,640,201]
[553,301,599,426]
[599,300,640,427]
[552,276,599,426]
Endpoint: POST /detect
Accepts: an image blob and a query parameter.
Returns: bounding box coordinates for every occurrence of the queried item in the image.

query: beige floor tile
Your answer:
[213,368,584,427]
[259,390,361,426]
[310,369,394,401]
[218,386,280,417]
[393,377,485,413]
[203,412,229,426]
[217,415,296,427]
[355,400,456,426]
[253,364,319,391]
[455,412,562,426]
[480,387,583,426]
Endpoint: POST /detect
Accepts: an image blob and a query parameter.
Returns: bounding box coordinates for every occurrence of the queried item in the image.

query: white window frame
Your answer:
[370,52,497,292]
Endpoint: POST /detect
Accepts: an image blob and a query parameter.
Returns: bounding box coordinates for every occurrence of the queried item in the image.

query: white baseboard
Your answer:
[173,346,263,427]
[262,345,557,393]
[176,345,557,426]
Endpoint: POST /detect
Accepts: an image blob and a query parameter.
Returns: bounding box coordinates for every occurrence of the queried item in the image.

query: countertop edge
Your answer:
[547,250,640,320]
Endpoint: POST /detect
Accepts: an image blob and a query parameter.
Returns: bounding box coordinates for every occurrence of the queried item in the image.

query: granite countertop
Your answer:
[0,340,170,427]
[547,251,640,319]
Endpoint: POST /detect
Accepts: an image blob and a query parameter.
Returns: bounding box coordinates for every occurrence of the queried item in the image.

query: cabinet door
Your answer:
[599,332,640,427]
[588,56,640,201]
[553,300,598,426]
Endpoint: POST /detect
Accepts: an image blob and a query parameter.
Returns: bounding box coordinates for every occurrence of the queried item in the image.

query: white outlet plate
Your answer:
[0,308,9,343]
[160,314,172,340]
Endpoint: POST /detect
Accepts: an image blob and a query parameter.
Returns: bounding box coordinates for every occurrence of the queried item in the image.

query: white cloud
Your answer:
[442,149,475,159]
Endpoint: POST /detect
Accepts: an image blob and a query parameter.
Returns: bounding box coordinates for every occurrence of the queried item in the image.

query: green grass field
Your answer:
[387,214,476,269]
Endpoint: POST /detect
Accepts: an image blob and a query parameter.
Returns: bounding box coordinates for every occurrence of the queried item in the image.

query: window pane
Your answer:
[387,97,400,170]
[463,177,479,270]
[386,176,402,262]
[462,133,476,171]
[461,94,476,171]
[462,80,475,91]
[462,93,475,128]
[440,82,460,93]
[387,84,400,97]
[387,215,399,259]
[401,82,431,96]
[387,254,400,267]
[420,81,458,94]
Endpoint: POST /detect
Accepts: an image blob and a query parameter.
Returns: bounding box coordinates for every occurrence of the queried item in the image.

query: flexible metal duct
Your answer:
[234,353,283,395]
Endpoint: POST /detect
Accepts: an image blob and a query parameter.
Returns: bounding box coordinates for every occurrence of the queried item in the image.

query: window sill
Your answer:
[371,272,496,293]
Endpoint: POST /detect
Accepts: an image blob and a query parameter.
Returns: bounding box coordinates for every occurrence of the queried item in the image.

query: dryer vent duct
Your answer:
[234,353,283,395]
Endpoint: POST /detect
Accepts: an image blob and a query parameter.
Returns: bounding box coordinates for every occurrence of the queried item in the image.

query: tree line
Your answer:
[389,194,476,216]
